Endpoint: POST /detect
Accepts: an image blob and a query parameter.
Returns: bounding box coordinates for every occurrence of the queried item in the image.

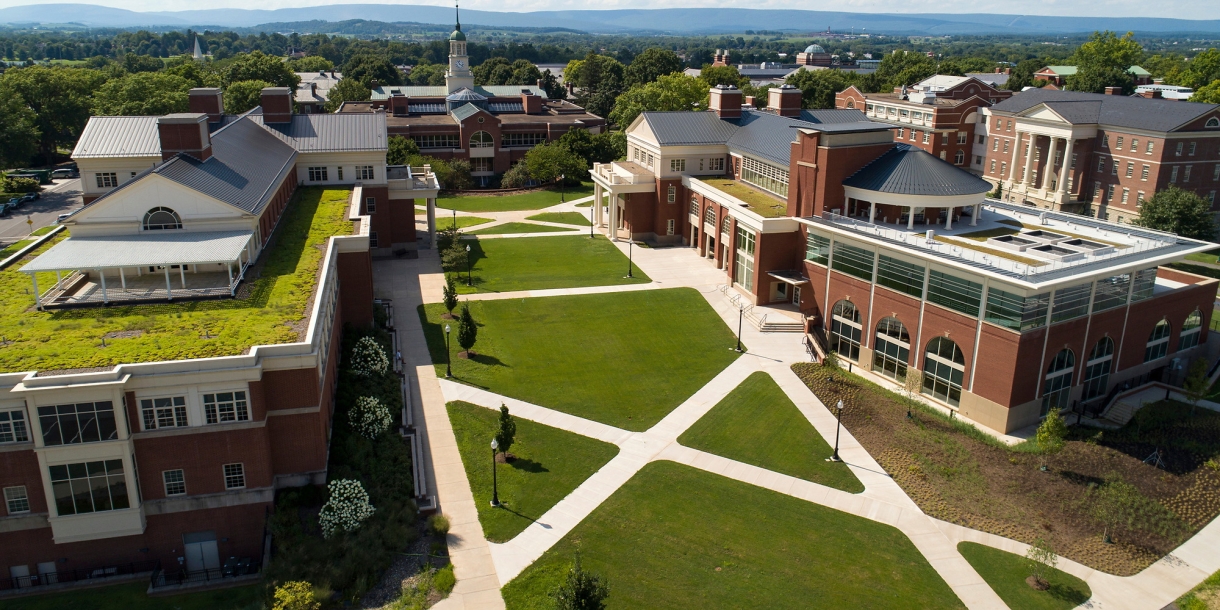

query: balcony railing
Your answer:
[592,162,653,185]
[387,165,441,191]
[0,560,158,592]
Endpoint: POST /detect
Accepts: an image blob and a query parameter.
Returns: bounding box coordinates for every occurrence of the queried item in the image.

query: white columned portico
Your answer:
[592,184,601,227]
[1021,133,1037,186]
[1055,138,1074,203]
[1008,131,1023,184]
[1044,136,1059,192]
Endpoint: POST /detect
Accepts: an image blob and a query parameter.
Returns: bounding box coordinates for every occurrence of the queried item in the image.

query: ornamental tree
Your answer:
[273,581,320,610]
[318,479,375,538]
[496,404,516,457]
[553,553,609,610]
[457,302,478,356]
[524,142,586,187]
[1035,409,1068,470]
[350,395,392,439]
[443,274,459,318]
[349,336,390,377]
[1024,538,1057,590]
[1132,187,1216,241]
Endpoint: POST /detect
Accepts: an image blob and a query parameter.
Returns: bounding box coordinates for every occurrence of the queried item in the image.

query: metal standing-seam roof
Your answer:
[798,108,870,124]
[72,116,162,158]
[372,85,546,99]
[640,111,740,147]
[450,103,485,122]
[20,230,254,272]
[248,111,387,152]
[843,144,992,196]
[991,88,1218,132]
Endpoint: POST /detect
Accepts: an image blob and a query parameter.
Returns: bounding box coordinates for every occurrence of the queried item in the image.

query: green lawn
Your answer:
[30,226,56,236]
[957,542,1091,610]
[524,212,590,226]
[678,371,864,493]
[437,215,493,230]
[447,400,619,542]
[466,222,575,236]
[1184,250,1220,265]
[1177,567,1220,610]
[419,289,740,431]
[0,239,32,258]
[447,235,649,295]
[438,183,595,213]
[0,582,262,610]
[0,187,350,372]
[502,461,964,610]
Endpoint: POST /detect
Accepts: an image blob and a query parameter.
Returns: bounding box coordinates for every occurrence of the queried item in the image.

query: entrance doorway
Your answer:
[691,225,699,249]
[183,531,220,573]
[706,234,716,259]
[792,285,802,306]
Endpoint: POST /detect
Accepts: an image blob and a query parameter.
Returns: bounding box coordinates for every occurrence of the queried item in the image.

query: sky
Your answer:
[0,0,1205,20]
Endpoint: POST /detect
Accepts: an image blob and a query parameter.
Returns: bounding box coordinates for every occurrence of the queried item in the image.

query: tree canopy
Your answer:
[524,141,587,186]
[609,73,708,127]
[1132,186,1216,241]
[625,47,684,87]
[698,64,749,90]
[0,65,106,164]
[342,54,402,87]
[566,53,626,118]
[473,57,542,87]
[1190,80,1220,104]
[324,78,371,112]
[1066,31,1143,94]
[1180,48,1220,90]
[0,86,38,169]
[224,79,274,114]
[287,55,335,73]
[871,50,936,91]
[221,50,299,89]
[785,68,861,109]
[93,71,192,116]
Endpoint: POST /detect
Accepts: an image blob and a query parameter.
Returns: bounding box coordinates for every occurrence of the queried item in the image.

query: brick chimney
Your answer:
[743,95,756,108]
[1140,89,1163,99]
[1104,86,1122,96]
[188,87,224,123]
[709,84,743,119]
[712,49,730,67]
[768,84,802,117]
[390,93,408,116]
[522,90,542,114]
[260,87,294,124]
[157,113,211,161]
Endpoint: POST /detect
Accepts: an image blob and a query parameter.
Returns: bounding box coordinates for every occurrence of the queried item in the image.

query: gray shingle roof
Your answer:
[248,111,387,152]
[843,144,991,196]
[991,88,1219,132]
[72,116,162,158]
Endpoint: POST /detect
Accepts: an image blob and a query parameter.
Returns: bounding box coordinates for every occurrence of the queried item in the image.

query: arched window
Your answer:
[469,131,494,149]
[829,300,862,361]
[1179,309,1202,351]
[143,207,182,231]
[1207,117,1220,128]
[1041,349,1075,416]
[1081,337,1114,401]
[954,150,965,164]
[872,317,910,382]
[922,337,965,406]
[846,100,856,109]
[1145,319,1171,362]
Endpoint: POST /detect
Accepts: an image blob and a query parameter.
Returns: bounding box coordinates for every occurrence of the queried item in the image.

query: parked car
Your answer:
[56,213,72,223]
[19,192,38,203]
[51,168,78,179]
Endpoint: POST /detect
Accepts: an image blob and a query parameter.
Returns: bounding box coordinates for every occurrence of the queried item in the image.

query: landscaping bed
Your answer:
[792,363,1220,576]
[0,582,262,610]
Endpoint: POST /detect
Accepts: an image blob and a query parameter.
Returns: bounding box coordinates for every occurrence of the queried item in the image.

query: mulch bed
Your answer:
[792,363,1220,576]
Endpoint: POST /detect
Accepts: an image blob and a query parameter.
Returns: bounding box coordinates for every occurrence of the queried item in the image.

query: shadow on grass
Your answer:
[495,503,548,527]
[509,458,549,473]
[1045,582,1091,605]
[470,352,508,367]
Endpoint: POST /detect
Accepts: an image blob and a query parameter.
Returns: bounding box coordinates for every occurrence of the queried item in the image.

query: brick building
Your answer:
[836,75,1013,174]
[1034,65,1153,88]
[591,83,1216,434]
[978,88,1220,222]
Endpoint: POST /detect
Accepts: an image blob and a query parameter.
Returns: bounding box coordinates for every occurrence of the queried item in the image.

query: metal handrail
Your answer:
[1,560,158,591]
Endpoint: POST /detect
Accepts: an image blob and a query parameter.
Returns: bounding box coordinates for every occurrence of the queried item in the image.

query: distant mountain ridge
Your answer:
[2,3,1219,35]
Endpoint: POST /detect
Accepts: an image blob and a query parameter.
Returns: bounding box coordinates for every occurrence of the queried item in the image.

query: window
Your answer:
[1116,137,1124,149]
[690,197,699,217]
[414,135,460,149]
[721,215,731,235]
[877,255,924,297]
[1041,349,1075,416]
[975,155,983,165]
[927,270,982,317]
[704,206,717,226]
[646,153,655,168]
[666,219,675,236]
[223,463,245,490]
[1102,135,1110,148]
[667,185,676,203]
[38,402,118,446]
[985,287,1049,331]
[500,133,546,147]
[3,486,29,514]
[954,150,964,165]
[1052,283,1092,323]
[1001,161,1007,175]
[1185,165,1193,182]
[1189,142,1197,156]
[469,131,494,149]
[734,226,756,290]
[1180,310,1202,351]
[1147,141,1155,154]
[873,317,910,382]
[805,232,830,265]
[1082,338,1114,401]
[1131,139,1138,151]
[95,172,117,188]
[1138,191,1146,204]
[922,132,930,144]
[995,118,1002,129]
[669,158,685,172]
[163,470,186,496]
[1132,268,1157,301]
[1096,158,1105,173]
[369,231,378,247]
[1106,184,1116,202]
[740,156,788,198]
[1071,153,1077,169]
[1176,142,1184,156]
[941,132,949,145]
[1170,166,1179,183]
[1111,160,1119,175]
[1006,120,1013,131]
[830,300,862,361]
[1092,274,1130,312]
[1093,182,1102,200]
[203,392,249,424]
[365,197,376,214]
[1210,191,1217,205]
[142,207,182,231]
[708,157,725,172]
[470,157,493,173]
[140,397,187,430]
[1214,164,1220,181]
[337,166,343,181]
[957,131,967,144]
[1003,140,1010,154]
[1145,320,1171,362]
[989,160,996,173]
[940,151,947,160]
[0,409,28,443]
[923,337,965,407]
[992,138,999,151]
[1141,165,1150,181]
[897,128,905,139]
[357,166,375,181]
[1125,162,1133,178]
[1208,117,1220,128]
[49,460,129,516]
[307,167,328,182]
[831,242,874,281]
[1121,188,1130,204]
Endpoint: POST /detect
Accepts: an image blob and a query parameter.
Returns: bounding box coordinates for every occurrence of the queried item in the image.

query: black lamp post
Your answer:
[589,205,595,238]
[625,239,634,278]
[735,302,744,352]
[559,174,566,203]
[452,208,456,231]
[830,399,844,462]
[490,437,501,507]
[465,244,472,286]
[444,324,452,378]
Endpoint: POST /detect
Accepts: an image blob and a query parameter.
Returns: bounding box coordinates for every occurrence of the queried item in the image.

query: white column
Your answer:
[971,203,981,226]
[227,262,234,295]
[1021,133,1037,185]
[427,198,437,248]
[609,192,619,241]
[907,206,916,230]
[945,209,953,230]
[30,273,39,310]
[165,266,172,300]
[1008,131,1023,183]
[120,267,126,290]
[99,269,108,304]
[1056,138,1073,200]
[868,201,876,223]
[1044,136,1059,191]
[179,265,186,289]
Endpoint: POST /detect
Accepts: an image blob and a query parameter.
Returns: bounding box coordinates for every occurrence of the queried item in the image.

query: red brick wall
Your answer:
[623,191,658,235]
[266,413,327,476]
[337,250,373,329]
[134,427,273,500]
[0,448,46,514]
[753,231,801,302]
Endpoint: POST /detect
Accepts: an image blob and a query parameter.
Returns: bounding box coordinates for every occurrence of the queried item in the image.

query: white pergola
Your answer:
[21,231,255,309]
[842,186,987,231]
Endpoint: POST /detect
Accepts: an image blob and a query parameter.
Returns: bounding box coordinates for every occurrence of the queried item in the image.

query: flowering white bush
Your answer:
[349,336,389,377]
[350,395,393,439]
[318,479,375,538]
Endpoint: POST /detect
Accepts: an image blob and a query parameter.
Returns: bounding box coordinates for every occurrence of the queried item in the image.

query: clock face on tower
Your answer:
[455,60,466,69]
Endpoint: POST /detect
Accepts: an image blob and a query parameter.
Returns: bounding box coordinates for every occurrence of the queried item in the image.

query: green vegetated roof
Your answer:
[700,178,789,218]
[0,187,352,374]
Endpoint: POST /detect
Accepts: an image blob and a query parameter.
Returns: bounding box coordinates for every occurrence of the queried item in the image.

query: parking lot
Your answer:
[0,178,82,246]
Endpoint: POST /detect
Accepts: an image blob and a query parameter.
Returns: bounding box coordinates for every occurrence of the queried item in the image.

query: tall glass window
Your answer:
[876,255,924,297]
[927,271,982,317]
[49,460,129,516]
[1082,337,1114,401]
[985,287,1049,331]
[1092,274,1130,312]
[923,337,965,407]
[1051,283,1092,323]
[734,226,756,290]
[1179,309,1202,351]
[740,156,789,197]
[831,243,874,281]
[805,232,830,265]
[1145,320,1171,362]
[1041,349,1075,416]
[38,402,118,446]
[873,317,910,382]
[830,300,862,361]
[1131,268,1157,301]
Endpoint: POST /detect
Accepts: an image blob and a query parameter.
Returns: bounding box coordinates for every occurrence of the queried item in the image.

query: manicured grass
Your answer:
[1184,250,1220,265]
[957,542,1092,610]
[0,187,350,372]
[30,226,56,236]
[0,582,262,610]
[437,215,493,230]
[448,235,649,295]
[524,212,590,226]
[419,289,739,431]
[678,371,864,493]
[1177,567,1220,610]
[698,178,788,218]
[0,239,32,258]
[415,206,427,215]
[438,183,595,212]
[466,222,575,235]
[447,400,619,542]
[574,201,592,207]
[502,461,964,610]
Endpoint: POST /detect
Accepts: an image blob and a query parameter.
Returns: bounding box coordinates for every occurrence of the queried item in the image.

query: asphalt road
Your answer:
[0,178,82,245]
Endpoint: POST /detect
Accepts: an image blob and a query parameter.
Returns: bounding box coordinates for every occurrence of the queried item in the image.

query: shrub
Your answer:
[273,581,320,610]
[349,336,389,377]
[1024,538,1057,589]
[350,395,393,439]
[434,563,456,594]
[427,513,450,536]
[318,479,376,538]
[3,176,39,193]
[1035,409,1067,469]
[553,553,609,610]
[441,239,469,274]
[457,302,478,354]
[495,404,516,456]
[500,161,532,188]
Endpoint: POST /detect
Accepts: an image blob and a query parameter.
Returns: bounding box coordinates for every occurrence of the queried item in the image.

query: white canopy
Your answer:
[21,231,253,273]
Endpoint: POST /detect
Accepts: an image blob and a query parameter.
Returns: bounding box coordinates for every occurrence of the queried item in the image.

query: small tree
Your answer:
[1182,358,1210,416]
[1024,538,1057,590]
[442,274,459,319]
[553,553,609,610]
[349,336,389,377]
[318,479,376,538]
[822,348,839,370]
[273,581,320,610]
[1090,477,1140,544]
[1035,409,1068,471]
[903,370,922,419]
[496,404,517,458]
[457,302,478,357]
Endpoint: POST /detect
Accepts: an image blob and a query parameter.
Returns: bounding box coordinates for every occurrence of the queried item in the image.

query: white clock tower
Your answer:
[445,4,475,94]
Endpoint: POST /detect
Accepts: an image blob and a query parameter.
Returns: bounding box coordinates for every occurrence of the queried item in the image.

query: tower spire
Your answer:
[455,1,461,32]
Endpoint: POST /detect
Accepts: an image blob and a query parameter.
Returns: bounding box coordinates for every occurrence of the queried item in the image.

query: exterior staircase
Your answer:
[1099,387,1164,426]
[717,285,805,333]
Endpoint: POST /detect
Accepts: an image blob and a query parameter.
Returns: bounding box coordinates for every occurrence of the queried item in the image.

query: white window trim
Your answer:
[223,463,246,490]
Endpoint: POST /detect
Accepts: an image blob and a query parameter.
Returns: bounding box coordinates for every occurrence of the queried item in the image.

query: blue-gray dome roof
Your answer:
[803,44,826,54]
[843,144,991,197]
[446,88,486,102]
